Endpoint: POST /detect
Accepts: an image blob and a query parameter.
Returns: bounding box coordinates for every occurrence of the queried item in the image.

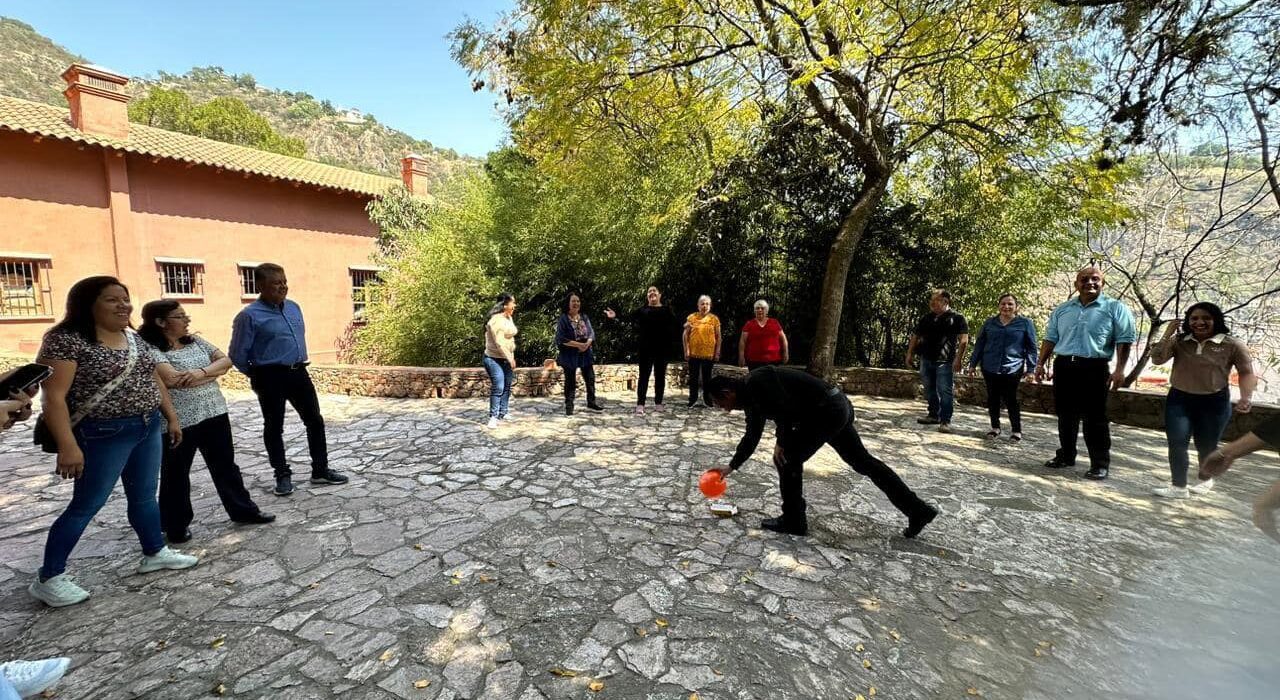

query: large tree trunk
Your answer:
[807,174,891,377]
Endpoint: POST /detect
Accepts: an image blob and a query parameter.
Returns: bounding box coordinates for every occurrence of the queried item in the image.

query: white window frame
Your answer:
[155,258,205,299]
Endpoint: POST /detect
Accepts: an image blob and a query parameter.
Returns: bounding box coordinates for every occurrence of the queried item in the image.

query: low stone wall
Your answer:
[5,349,1274,439]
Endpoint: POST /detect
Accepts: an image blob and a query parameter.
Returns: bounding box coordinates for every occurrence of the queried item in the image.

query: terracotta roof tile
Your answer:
[0,95,399,196]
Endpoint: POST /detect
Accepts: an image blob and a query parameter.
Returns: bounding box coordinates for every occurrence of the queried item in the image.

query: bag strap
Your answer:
[68,331,139,427]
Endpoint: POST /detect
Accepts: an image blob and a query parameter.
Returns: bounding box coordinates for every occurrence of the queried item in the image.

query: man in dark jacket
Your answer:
[1199,415,1280,544]
[705,367,938,538]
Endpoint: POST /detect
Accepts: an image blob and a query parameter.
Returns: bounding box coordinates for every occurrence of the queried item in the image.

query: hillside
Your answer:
[0,17,477,185]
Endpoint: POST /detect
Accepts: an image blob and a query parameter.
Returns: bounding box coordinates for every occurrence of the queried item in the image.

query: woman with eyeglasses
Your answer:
[140,300,274,543]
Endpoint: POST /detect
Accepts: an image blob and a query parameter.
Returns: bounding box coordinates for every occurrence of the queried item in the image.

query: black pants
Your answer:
[637,351,668,406]
[160,413,260,536]
[248,365,329,478]
[563,364,597,408]
[982,370,1023,432]
[687,358,714,405]
[777,396,931,523]
[1052,357,1112,468]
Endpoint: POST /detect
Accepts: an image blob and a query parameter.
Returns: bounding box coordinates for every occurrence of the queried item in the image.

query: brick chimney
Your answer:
[401,154,431,196]
[62,64,131,140]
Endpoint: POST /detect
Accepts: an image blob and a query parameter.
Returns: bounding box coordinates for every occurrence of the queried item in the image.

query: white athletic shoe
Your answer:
[487,417,500,429]
[1189,478,1215,494]
[0,657,71,697]
[28,574,90,608]
[1152,485,1190,499]
[137,546,199,574]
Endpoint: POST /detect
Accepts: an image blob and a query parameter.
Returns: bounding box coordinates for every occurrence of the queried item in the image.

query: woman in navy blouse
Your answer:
[966,294,1038,441]
[555,292,605,416]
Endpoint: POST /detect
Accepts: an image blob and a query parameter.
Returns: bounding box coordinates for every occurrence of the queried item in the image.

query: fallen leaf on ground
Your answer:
[378,648,395,662]
[222,579,236,585]
[546,560,559,568]
[655,618,668,628]
[588,680,605,692]
[868,687,877,696]
[889,630,900,641]
[855,695,866,700]
[636,627,648,637]
[413,543,425,550]
[307,582,320,589]
[478,573,495,583]
[862,659,872,669]
[967,688,981,696]
[689,694,700,700]
[854,644,865,653]
[210,635,226,650]
[412,679,431,689]
[549,668,578,678]
[212,683,226,695]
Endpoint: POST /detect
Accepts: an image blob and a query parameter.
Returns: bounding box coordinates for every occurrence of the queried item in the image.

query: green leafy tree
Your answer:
[454,0,1106,376]
[128,87,192,130]
[128,89,306,157]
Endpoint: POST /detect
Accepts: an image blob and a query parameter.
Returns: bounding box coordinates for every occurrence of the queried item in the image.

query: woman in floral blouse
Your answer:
[30,276,198,609]
[556,292,605,415]
[140,300,274,543]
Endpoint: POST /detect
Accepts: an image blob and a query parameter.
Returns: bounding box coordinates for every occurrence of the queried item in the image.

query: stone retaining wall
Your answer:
[4,350,1273,439]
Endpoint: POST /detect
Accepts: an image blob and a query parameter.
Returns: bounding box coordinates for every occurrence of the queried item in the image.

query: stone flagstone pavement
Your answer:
[1,390,1278,699]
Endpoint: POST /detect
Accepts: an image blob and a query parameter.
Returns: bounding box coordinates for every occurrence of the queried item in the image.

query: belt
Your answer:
[1055,355,1108,363]
[256,362,310,370]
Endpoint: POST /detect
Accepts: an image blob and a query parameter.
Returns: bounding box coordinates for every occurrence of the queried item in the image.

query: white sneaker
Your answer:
[1,657,71,697]
[635,405,646,416]
[28,574,90,608]
[486,417,499,429]
[1152,485,1190,499]
[1189,478,1215,494]
[137,546,199,574]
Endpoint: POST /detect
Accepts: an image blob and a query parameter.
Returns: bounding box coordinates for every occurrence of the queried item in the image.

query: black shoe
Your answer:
[586,402,604,412]
[565,404,574,416]
[903,505,938,539]
[916,416,940,425]
[233,511,276,525]
[310,470,349,485]
[1044,457,1074,469]
[273,477,295,496]
[1085,467,1109,480]
[166,529,192,544]
[760,516,809,536]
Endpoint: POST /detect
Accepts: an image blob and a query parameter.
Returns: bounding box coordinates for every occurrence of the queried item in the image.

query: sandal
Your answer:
[985,429,1000,439]
[1010,432,1022,442]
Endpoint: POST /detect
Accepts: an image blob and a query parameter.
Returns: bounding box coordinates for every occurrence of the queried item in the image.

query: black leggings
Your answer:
[982,370,1023,432]
[637,351,668,406]
[563,364,597,407]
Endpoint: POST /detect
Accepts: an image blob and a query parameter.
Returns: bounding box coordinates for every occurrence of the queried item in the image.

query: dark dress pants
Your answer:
[563,363,597,409]
[637,350,667,406]
[160,413,261,536]
[982,370,1024,432]
[1052,357,1112,468]
[249,365,329,478]
[687,358,715,405]
[777,395,931,524]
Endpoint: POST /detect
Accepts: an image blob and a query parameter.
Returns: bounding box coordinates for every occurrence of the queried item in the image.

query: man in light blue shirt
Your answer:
[1034,266,1136,480]
[230,264,348,496]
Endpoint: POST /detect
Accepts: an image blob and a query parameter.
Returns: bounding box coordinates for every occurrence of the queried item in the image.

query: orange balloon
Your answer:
[699,470,726,498]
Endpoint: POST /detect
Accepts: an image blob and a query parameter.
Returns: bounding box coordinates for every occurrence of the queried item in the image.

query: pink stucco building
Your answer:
[0,64,434,359]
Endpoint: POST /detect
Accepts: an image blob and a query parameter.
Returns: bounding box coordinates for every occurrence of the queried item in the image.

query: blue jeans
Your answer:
[482,355,514,418]
[1165,388,1232,486]
[920,361,955,423]
[40,410,166,579]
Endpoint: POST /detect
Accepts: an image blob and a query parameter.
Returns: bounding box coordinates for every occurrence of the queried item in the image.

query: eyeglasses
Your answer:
[167,315,191,322]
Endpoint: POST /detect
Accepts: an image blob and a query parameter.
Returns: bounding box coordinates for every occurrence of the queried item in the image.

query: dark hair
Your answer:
[706,374,745,399]
[139,300,195,351]
[998,293,1019,305]
[561,291,582,314]
[48,276,131,344]
[932,289,952,302]
[254,263,285,287]
[489,293,515,316]
[1182,302,1230,336]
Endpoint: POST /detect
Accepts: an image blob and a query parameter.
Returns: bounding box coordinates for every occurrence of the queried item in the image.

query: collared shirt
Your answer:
[229,299,308,372]
[1150,332,1252,395]
[730,366,846,470]
[1045,293,1136,359]
[913,309,968,362]
[968,315,1039,375]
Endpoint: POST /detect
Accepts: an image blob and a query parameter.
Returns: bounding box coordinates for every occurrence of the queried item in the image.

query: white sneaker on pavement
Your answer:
[27,574,90,608]
[486,417,499,429]
[1,657,71,697]
[1152,485,1190,499]
[1189,478,1215,494]
[137,546,199,574]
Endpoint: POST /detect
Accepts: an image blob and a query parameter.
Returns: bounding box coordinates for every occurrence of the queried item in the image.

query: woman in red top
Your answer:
[738,299,789,370]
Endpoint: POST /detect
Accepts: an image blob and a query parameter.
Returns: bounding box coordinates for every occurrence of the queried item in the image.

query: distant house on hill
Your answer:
[339,108,365,125]
[0,63,435,357]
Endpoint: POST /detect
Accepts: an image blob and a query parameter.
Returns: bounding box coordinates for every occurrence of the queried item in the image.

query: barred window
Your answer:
[239,265,259,297]
[0,257,53,318]
[156,260,204,297]
[350,268,381,319]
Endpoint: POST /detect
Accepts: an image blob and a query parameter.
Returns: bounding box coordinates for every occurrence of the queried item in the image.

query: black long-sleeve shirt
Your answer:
[616,305,679,358]
[729,366,846,470]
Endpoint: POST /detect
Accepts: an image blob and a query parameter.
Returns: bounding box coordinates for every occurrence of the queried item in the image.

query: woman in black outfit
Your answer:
[605,286,679,415]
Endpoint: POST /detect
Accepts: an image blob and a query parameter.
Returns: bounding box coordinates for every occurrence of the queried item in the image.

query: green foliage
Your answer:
[129,88,307,157]
[285,98,324,121]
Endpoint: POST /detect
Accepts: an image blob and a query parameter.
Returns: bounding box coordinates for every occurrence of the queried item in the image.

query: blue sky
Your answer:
[3,0,513,157]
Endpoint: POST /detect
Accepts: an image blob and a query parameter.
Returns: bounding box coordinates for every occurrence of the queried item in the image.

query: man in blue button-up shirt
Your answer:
[1034,266,1136,480]
[230,264,348,496]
